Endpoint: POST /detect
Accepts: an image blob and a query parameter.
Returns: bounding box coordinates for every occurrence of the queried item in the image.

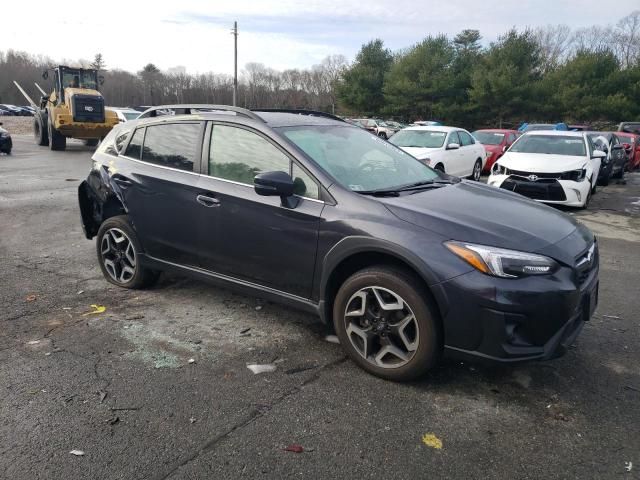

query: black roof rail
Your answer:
[137,104,264,122]
[253,109,345,123]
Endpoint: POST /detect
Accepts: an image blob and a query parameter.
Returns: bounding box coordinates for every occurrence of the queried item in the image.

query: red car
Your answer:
[615,132,640,170]
[471,129,520,172]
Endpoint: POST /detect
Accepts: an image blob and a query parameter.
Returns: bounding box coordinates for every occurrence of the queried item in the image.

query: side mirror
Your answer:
[42,70,48,80]
[254,171,298,208]
[446,142,460,150]
[591,150,606,159]
[98,75,105,86]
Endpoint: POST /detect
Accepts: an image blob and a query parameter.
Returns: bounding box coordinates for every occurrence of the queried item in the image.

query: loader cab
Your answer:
[46,66,100,105]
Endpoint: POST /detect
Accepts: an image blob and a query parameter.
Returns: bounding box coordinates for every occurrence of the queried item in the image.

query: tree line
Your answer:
[0,50,347,113]
[338,11,640,128]
[0,10,638,129]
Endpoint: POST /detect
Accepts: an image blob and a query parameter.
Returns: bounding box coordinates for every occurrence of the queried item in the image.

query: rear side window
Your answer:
[507,133,517,144]
[141,123,201,172]
[124,128,144,159]
[209,125,290,184]
[458,131,474,146]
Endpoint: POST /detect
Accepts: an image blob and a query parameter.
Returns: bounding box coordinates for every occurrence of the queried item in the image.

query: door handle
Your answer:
[196,194,220,207]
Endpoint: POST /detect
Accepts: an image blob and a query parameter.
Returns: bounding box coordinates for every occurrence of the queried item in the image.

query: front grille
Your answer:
[575,241,598,285]
[72,95,105,123]
[501,177,567,201]
[508,170,562,179]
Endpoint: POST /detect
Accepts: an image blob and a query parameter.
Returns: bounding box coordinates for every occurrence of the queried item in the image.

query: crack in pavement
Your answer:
[146,356,348,480]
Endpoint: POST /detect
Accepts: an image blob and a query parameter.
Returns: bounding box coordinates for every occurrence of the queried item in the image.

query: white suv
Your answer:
[389,126,486,180]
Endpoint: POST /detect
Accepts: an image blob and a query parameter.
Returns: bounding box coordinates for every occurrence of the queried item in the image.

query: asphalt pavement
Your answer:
[1,136,639,479]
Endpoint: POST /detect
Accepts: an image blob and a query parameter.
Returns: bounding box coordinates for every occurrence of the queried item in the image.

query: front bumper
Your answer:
[439,252,598,363]
[488,174,590,207]
[53,113,119,139]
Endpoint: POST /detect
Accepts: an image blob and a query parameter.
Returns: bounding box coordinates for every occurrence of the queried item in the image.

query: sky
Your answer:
[4,0,639,75]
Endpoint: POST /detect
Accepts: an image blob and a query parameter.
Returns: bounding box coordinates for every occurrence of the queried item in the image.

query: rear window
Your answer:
[141,123,201,172]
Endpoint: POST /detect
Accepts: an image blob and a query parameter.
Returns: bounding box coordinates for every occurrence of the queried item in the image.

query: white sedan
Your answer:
[487,131,604,208]
[389,126,487,180]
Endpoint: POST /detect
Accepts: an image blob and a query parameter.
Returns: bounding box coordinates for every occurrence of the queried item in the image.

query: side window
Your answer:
[209,125,290,184]
[292,163,320,199]
[458,131,474,146]
[115,130,131,153]
[507,133,516,144]
[447,131,460,146]
[141,123,201,172]
[124,127,144,160]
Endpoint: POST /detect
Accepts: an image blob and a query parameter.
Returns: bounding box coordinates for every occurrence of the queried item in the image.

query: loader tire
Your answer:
[34,113,49,146]
[48,120,66,151]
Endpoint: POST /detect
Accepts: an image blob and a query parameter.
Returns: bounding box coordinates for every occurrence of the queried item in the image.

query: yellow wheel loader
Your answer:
[14,66,119,151]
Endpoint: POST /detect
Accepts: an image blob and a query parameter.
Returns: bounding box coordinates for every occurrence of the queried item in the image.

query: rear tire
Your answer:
[48,120,66,151]
[471,159,482,181]
[34,113,49,146]
[333,266,441,381]
[96,215,160,289]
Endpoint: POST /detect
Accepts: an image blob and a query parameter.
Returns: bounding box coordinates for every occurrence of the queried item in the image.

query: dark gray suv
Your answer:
[78,105,599,381]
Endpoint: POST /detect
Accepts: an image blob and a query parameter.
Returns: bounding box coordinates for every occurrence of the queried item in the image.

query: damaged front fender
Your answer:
[77,168,128,239]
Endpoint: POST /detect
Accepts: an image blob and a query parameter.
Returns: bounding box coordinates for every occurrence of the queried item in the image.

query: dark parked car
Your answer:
[78,106,599,381]
[586,132,627,185]
[0,122,12,154]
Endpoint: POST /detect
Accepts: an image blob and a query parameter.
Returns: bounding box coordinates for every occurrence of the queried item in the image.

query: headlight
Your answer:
[421,157,431,165]
[492,163,508,175]
[559,167,587,182]
[445,241,558,278]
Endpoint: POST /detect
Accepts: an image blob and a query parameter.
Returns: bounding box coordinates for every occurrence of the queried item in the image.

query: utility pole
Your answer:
[232,21,238,106]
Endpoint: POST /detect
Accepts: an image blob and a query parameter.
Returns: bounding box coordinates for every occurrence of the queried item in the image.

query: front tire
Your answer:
[434,163,445,173]
[48,120,66,151]
[83,139,99,147]
[378,132,387,140]
[34,113,49,146]
[96,215,160,289]
[333,266,441,381]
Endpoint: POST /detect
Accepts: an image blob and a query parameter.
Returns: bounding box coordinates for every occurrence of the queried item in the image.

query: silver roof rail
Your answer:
[137,104,264,122]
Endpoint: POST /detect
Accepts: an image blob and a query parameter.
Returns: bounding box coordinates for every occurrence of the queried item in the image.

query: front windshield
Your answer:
[510,135,586,156]
[525,124,554,131]
[389,130,447,148]
[472,131,504,145]
[278,125,439,192]
[62,70,98,90]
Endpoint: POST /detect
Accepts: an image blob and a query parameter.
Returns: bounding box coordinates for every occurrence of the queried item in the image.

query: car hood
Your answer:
[379,181,580,254]
[398,146,443,158]
[498,152,588,172]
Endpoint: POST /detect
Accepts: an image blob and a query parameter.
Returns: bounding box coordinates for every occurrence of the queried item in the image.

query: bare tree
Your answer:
[534,25,573,72]
[613,10,640,68]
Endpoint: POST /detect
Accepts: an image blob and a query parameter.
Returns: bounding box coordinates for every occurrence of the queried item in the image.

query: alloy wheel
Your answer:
[473,160,482,181]
[343,286,419,368]
[100,228,137,284]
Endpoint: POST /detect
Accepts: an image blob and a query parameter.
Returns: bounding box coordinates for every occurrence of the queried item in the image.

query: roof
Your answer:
[254,111,347,127]
[524,130,584,137]
[403,125,461,132]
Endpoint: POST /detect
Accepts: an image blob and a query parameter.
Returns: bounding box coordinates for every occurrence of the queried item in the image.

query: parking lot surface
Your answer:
[1,136,639,479]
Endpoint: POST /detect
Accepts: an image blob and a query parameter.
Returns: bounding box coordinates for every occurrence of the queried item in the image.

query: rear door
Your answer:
[445,131,463,175]
[119,121,205,266]
[195,122,324,299]
[457,130,477,176]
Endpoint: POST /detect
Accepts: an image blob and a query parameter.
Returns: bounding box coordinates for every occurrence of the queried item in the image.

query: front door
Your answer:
[196,123,324,299]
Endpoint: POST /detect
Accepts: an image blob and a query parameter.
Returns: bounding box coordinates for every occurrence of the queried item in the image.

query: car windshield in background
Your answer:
[473,131,505,145]
[278,125,439,192]
[510,135,586,156]
[389,130,447,148]
[525,124,555,131]
[123,112,140,121]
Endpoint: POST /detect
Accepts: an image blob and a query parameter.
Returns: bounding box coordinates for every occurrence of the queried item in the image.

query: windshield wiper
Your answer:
[357,179,454,196]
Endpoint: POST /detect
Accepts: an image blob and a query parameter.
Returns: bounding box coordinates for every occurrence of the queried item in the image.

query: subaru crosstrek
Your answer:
[78,105,599,381]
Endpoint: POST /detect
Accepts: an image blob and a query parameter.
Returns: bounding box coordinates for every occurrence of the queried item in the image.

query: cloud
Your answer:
[3,0,639,74]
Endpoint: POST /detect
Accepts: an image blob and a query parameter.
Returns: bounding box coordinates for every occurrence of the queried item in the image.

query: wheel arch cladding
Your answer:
[78,181,126,239]
[319,239,448,331]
